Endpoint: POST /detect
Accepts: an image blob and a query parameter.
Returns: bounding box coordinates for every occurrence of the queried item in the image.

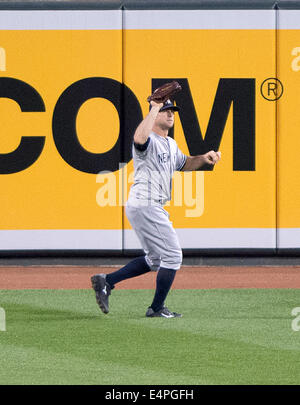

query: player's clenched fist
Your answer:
[202,150,221,165]
[181,150,221,171]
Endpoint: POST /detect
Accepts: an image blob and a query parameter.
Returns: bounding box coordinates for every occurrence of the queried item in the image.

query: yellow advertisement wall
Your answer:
[278,31,300,226]
[123,29,276,232]
[277,17,300,249]
[0,11,279,251]
[0,29,122,231]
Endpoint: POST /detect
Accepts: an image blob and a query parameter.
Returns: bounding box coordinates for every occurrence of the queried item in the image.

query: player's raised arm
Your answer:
[133,101,163,145]
[181,151,221,171]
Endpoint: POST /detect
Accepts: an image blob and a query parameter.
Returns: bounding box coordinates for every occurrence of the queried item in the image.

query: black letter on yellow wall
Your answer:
[152,78,255,171]
[52,77,142,174]
[0,78,45,174]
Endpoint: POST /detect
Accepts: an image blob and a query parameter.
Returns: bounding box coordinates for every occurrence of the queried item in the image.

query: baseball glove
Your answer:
[147,81,182,104]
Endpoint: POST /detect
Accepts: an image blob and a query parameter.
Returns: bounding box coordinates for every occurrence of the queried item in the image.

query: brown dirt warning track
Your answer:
[1,265,300,289]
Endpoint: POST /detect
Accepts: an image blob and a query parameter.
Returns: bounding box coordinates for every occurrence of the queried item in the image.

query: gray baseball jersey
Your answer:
[127,131,187,206]
[126,131,186,270]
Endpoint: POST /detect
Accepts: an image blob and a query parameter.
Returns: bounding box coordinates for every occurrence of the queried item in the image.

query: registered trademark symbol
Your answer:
[260,78,284,101]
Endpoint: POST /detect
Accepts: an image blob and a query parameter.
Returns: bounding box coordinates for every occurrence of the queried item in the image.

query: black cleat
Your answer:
[145,306,182,318]
[91,274,111,314]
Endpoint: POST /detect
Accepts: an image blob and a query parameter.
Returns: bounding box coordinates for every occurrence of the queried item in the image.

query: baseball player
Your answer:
[91,96,221,318]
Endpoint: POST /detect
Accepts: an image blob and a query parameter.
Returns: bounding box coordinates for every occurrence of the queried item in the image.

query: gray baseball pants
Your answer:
[126,204,182,271]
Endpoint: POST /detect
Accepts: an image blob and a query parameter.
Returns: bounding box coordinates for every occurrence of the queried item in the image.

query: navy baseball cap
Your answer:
[159,99,180,112]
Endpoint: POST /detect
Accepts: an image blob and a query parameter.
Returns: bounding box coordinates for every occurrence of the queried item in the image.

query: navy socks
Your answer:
[106,256,151,288]
[106,260,177,313]
[150,267,177,312]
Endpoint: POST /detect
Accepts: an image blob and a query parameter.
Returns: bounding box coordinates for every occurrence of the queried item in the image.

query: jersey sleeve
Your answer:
[175,146,187,171]
[133,137,152,158]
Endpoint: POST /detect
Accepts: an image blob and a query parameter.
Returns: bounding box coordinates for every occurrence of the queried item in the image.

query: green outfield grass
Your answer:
[0,288,300,385]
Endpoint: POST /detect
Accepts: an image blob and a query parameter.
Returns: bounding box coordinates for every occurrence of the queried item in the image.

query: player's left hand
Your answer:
[203,150,221,165]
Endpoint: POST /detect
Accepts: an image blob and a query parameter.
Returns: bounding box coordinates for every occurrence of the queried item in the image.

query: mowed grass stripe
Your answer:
[1,289,300,385]
[0,344,210,385]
